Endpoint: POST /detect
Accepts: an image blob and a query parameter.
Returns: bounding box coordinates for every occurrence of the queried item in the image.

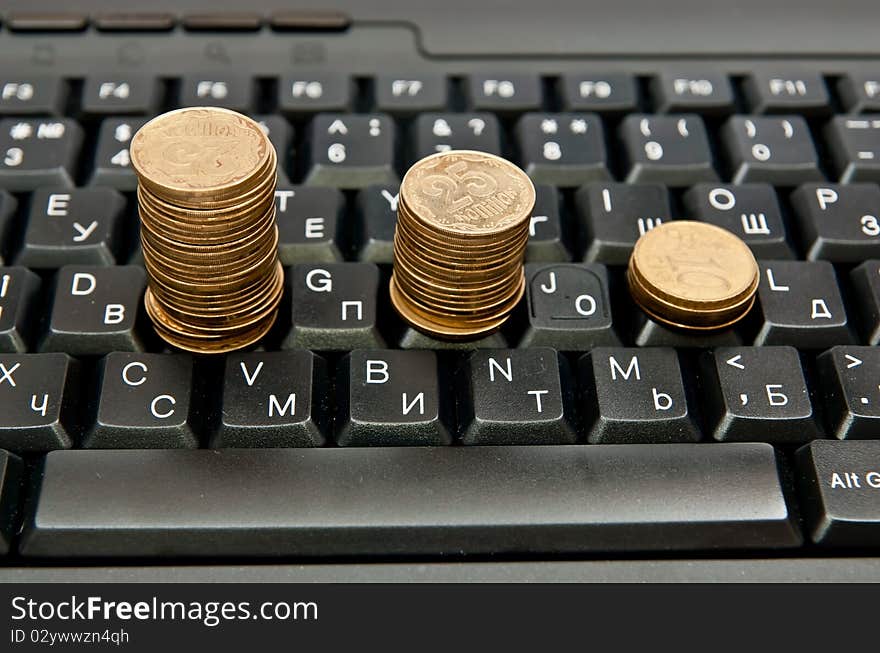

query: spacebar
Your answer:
[22,444,802,557]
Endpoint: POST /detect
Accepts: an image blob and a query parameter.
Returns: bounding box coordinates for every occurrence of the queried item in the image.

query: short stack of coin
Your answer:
[627,221,759,330]
[130,107,283,353]
[390,150,535,340]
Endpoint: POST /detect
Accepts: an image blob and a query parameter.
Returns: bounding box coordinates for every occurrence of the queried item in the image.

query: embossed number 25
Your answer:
[422,161,497,211]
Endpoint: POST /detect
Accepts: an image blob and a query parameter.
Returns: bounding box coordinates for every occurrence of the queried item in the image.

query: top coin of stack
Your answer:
[130,107,283,353]
[390,150,535,340]
[627,220,759,330]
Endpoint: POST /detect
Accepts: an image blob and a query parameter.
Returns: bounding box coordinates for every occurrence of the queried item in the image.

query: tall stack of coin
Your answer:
[130,107,283,353]
[627,221,759,330]
[390,150,535,340]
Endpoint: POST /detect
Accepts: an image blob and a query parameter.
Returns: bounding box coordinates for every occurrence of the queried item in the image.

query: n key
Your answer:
[274,186,344,263]
[818,346,880,440]
[18,188,125,267]
[0,118,83,191]
[619,114,717,185]
[305,114,397,188]
[0,267,40,353]
[791,184,880,262]
[0,353,77,451]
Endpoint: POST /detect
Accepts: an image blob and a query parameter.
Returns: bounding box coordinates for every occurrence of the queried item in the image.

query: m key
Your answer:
[790,184,880,262]
[818,346,880,440]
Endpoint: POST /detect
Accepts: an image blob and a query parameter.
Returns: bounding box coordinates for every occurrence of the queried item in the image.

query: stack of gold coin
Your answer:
[627,221,759,330]
[130,107,283,353]
[390,150,535,340]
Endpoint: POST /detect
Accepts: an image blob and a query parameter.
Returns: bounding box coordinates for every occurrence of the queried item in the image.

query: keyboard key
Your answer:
[579,347,699,443]
[744,72,830,115]
[255,115,293,184]
[89,117,147,190]
[837,74,880,113]
[214,350,329,448]
[274,186,344,263]
[179,74,254,112]
[850,260,880,344]
[93,12,176,31]
[619,114,717,184]
[18,187,125,267]
[516,112,610,185]
[824,116,880,182]
[0,267,40,353]
[413,113,501,160]
[704,346,821,442]
[459,348,576,444]
[337,349,451,446]
[0,118,83,191]
[575,182,671,264]
[651,73,734,114]
[41,265,146,355]
[558,73,637,113]
[682,183,793,258]
[466,74,542,113]
[283,262,384,350]
[0,353,77,451]
[21,443,800,556]
[0,190,17,264]
[0,449,21,554]
[755,261,854,348]
[84,352,197,448]
[80,76,159,115]
[818,346,880,440]
[279,74,352,114]
[305,114,397,188]
[0,76,63,115]
[797,440,880,545]
[790,183,880,262]
[721,115,822,184]
[525,185,570,262]
[355,184,398,263]
[520,263,618,349]
[375,74,448,114]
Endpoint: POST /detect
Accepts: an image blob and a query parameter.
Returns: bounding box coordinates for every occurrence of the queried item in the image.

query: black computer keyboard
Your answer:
[0,13,878,572]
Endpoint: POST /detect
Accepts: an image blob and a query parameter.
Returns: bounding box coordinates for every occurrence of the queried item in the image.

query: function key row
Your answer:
[3,71,880,116]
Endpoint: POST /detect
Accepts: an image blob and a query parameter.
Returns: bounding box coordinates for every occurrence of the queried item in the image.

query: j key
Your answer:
[755,261,854,348]
[337,349,451,446]
[256,115,293,184]
[0,450,21,554]
[683,183,793,258]
[825,117,880,182]
[214,350,329,448]
[356,184,399,263]
[850,260,880,344]
[579,347,699,444]
[0,118,83,191]
[721,115,822,184]
[84,352,196,448]
[466,74,542,113]
[279,74,352,114]
[22,444,800,557]
[305,114,397,188]
[89,118,147,190]
[0,190,16,264]
[284,263,384,350]
[0,76,63,115]
[818,346,880,440]
[18,188,125,267]
[575,183,671,264]
[790,183,880,262]
[178,75,254,111]
[837,74,880,113]
[525,185,569,262]
[459,348,576,445]
[558,73,638,114]
[0,267,39,353]
[704,346,821,443]
[744,72,830,115]
[41,265,146,355]
[619,114,717,185]
[375,74,448,114]
[413,113,501,160]
[516,113,610,186]
[651,73,735,115]
[274,186,344,263]
[797,440,880,545]
[0,353,77,451]
[520,263,618,349]
[80,76,159,115]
